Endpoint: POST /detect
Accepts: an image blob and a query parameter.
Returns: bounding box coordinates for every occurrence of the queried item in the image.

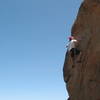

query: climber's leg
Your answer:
[70,48,74,58]
[67,97,70,100]
[77,51,82,63]
[75,48,80,55]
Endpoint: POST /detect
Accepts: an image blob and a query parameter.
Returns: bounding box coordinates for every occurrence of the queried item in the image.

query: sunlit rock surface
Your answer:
[63,0,100,100]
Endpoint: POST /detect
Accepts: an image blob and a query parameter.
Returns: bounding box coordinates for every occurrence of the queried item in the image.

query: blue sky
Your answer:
[0,0,82,100]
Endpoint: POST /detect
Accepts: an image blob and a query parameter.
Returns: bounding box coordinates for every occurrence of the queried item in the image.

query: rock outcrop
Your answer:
[63,0,100,100]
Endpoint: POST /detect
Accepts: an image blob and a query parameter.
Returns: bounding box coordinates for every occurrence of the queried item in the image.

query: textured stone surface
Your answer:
[63,0,100,100]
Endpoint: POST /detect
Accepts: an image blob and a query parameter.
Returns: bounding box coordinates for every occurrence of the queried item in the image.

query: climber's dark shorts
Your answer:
[70,48,80,57]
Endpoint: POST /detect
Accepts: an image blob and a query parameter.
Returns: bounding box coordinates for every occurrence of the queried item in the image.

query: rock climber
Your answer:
[66,36,81,61]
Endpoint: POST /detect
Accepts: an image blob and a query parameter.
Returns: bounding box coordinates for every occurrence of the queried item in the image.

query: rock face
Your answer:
[63,0,100,100]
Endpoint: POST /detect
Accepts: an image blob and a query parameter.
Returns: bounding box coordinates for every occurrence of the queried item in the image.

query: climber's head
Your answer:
[68,36,74,41]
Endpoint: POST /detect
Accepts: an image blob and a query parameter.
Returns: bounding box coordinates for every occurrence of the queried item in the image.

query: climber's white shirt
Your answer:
[67,39,77,51]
